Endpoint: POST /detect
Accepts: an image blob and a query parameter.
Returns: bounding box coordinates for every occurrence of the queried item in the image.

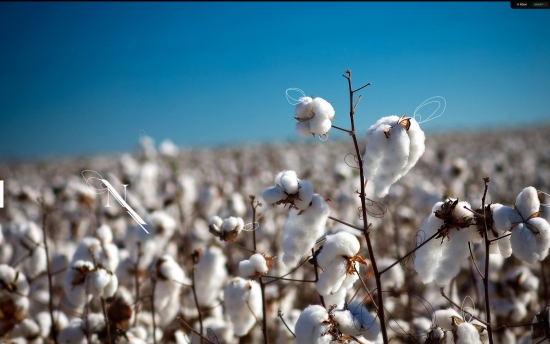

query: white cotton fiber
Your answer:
[400,118,425,176]
[295,97,314,119]
[363,123,391,181]
[282,194,330,268]
[373,124,410,197]
[312,97,335,120]
[317,231,360,268]
[262,186,285,204]
[455,322,483,344]
[341,300,380,341]
[295,305,331,344]
[280,172,300,194]
[510,223,538,263]
[316,258,348,296]
[57,319,86,344]
[295,180,314,210]
[309,116,332,136]
[239,253,268,278]
[515,186,539,220]
[433,308,462,330]
[224,277,262,337]
[195,246,227,307]
[296,122,312,137]
[532,217,550,260]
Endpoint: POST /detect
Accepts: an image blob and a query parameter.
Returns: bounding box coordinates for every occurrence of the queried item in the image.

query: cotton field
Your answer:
[1,104,550,344]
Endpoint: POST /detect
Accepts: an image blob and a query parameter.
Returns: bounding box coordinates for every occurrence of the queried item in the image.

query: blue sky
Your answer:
[0,2,549,160]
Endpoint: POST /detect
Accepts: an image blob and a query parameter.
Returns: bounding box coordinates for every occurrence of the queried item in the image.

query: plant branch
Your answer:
[177,317,216,344]
[439,287,489,326]
[379,231,439,275]
[39,202,58,344]
[328,216,365,231]
[150,271,158,344]
[468,242,484,279]
[481,177,494,344]
[331,124,353,135]
[277,310,296,338]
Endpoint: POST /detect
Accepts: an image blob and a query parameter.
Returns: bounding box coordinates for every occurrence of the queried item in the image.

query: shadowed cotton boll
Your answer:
[363,115,425,198]
[282,194,330,268]
[294,97,335,137]
[224,277,262,337]
[414,199,480,286]
[63,260,95,307]
[332,300,380,341]
[294,305,332,344]
[191,317,234,344]
[0,264,30,311]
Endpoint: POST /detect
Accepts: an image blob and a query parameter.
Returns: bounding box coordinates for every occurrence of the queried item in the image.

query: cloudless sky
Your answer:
[0,2,549,161]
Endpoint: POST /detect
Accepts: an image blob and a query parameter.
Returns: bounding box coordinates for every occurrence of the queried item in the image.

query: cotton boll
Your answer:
[323,285,347,309]
[433,308,462,331]
[511,223,538,263]
[280,172,300,194]
[316,258,348,296]
[159,139,179,157]
[88,268,112,297]
[191,317,234,344]
[57,319,86,344]
[309,116,332,136]
[295,305,331,344]
[531,217,550,260]
[373,124,410,198]
[295,96,314,119]
[317,231,360,268]
[363,123,392,181]
[400,117,425,176]
[339,300,380,341]
[224,277,262,337]
[492,204,519,233]
[454,321,483,344]
[515,186,540,220]
[262,186,285,204]
[36,310,69,338]
[221,216,244,234]
[11,318,40,339]
[295,180,314,210]
[195,246,227,307]
[239,253,268,278]
[147,211,177,238]
[312,97,335,121]
[63,260,94,307]
[282,194,330,268]
[414,209,445,284]
[296,121,312,137]
[0,264,30,305]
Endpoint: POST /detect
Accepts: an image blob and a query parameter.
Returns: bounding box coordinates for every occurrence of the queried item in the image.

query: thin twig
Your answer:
[264,257,310,285]
[328,216,365,231]
[262,276,317,283]
[354,265,379,312]
[331,124,353,135]
[481,177,494,344]
[379,231,439,275]
[343,69,388,343]
[439,287,489,326]
[101,297,112,344]
[39,202,58,344]
[150,270,158,344]
[488,232,512,243]
[468,242,484,279]
[227,241,257,254]
[277,310,296,338]
[133,242,142,327]
[353,94,363,111]
[177,317,216,344]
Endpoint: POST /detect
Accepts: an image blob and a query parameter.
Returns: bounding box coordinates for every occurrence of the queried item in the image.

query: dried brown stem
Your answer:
[40,203,58,344]
[177,317,216,344]
[133,242,142,327]
[150,271,158,344]
[468,242,484,279]
[379,231,439,275]
[481,177,494,344]
[328,215,365,231]
[101,297,112,344]
[191,254,204,344]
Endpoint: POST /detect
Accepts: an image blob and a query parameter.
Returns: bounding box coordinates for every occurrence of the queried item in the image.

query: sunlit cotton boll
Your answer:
[263,170,314,211]
[239,253,268,278]
[294,305,332,344]
[224,277,262,337]
[294,97,335,137]
[194,246,228,307]
[362,115,425,198]
[282,194,330,268]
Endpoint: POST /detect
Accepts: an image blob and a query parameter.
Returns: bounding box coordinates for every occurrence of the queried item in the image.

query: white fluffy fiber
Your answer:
[239,253,268,277]
[333,300,380,341]
[414,200,480,286]
[294,305,332,344]
[194,246,228,307]
[362,115,425,198]
[294,97,335,137]
[154,255,185,312]
[315,232,360,296]
[433,308,462,330]
[0,264,30,309]
[454,321,483,344]
[263,170,314,211]
[63,260,94,307]
[224,277,262,337]
[282,194,330,268]
[493,187,550,263]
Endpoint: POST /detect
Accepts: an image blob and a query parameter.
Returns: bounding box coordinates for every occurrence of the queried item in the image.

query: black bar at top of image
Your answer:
[511,1,550,8]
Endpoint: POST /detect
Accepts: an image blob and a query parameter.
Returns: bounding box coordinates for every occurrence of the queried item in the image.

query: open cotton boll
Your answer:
[312,97,335,121]
[337,300,380,341]
[0,264,30,304]
[532,217,550,260]
[57,319,86,344]
[323,285,347,309]
[295,96,314,119]
[363,123,391,181]
[295,305,332,344]
[147,211,177,238]
[317,231,360,268]
[158,139,179,157]
[296,121,312,137]
[295,180,314,210]
[454,322,483,344]
[221,217,245,234]
[433,308,462,331]
[195,246,228,307]
[87,268,117,298]
[224,277,262,337]
[63,260,94,307]
[191,317,234,344]
[279,171,300,194]
[239,253,268,278]
[516,186,540,219]
[308,116,332,136]
[400,117,425,176]
[316,258,348,296]
[510,223,538,263]
[282,194,330,268]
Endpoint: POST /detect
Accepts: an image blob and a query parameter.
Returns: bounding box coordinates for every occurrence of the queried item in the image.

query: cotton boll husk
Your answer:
[373,124,410,197]
[296,121,312,137]
[455,322,483,344]
[262,186,285,204]
[282,194,330,268]
[515,186,540,219]
[316,257,348,296]
[317,231,360,268]
[295,96,314,119]
[312,97,335,120]
[363,124,391,181]
[511,223,539,263]
[195,246,227,307]
[224,277,262,337]
[295,180,314,210]
[400,118,425,177]
[433,308,462,331]
[295,305,331,344]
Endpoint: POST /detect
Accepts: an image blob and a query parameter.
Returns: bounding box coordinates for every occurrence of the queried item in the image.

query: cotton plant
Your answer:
[282,194,330,268]
[315,231,365,298]
[71,225,119,272]
[209,215,245,242]
[262,170,314,211]
[63,260,118,308]
[223,277,262,337]
[294,96,335,138]
[362,115,425,198]
[414,199,481,286]
[491,186,550,264]
[239,252,275,280]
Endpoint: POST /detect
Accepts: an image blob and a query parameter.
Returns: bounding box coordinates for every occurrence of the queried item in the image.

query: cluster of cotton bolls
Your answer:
[0,122,550,344]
